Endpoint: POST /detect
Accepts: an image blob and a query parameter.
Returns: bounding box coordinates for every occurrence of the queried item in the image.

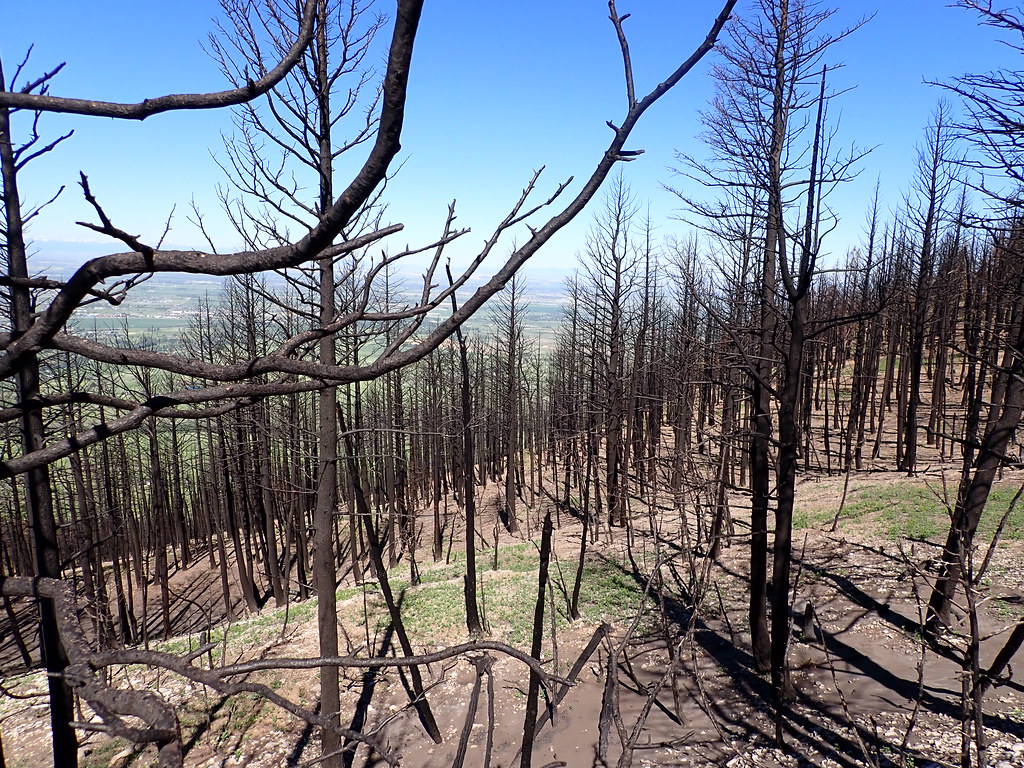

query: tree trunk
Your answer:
[0,64,79,768]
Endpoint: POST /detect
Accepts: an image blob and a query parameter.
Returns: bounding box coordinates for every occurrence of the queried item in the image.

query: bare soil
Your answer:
[3,471,1024,768]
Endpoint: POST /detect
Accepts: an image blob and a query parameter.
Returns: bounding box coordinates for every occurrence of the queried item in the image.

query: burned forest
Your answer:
[3,1,1024,767]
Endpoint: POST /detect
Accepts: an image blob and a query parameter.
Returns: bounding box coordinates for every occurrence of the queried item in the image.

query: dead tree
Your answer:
[581,175,641,530]
[208,2,390,761]
[926,229,1024,633]
[1,1,738,764]
[899,101,961,474]
[0,56,78,768]
[924,0,1024,635]
[491,273,529,534]
[670,0,864,722]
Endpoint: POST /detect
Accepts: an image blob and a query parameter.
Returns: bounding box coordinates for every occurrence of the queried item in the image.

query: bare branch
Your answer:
[0,0,318,120]
[608,0,637,108]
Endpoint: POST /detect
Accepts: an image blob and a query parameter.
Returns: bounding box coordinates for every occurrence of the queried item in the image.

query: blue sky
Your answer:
[2,0,1016,276]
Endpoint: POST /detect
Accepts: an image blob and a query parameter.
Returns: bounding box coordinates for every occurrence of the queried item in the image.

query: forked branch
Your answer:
[0,0,318,119]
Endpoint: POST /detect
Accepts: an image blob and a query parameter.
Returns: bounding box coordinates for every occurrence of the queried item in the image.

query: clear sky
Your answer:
[2,0,1016,277]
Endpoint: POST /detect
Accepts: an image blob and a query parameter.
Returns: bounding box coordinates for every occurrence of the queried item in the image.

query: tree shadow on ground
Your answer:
[598,548,1024,768]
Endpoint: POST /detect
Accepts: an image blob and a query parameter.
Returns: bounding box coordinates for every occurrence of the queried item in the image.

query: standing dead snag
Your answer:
[2,0,738,764]
[669,0,864,724]
[448,264,485,637]
[925,237,1024,634]
[770,62,831,737]
[899,102,962,475]
[922,0,1024,638]
[582,174,639,531]
[207,1,393,761]
[520,509,553,768]
[493,273,528,535]
[1,56,82,768]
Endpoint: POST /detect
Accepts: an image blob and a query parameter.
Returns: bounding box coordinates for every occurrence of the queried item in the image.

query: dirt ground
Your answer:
[3,470,1024,768]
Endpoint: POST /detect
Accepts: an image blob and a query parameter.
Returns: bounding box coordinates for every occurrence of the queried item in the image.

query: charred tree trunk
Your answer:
[0,67,79,767]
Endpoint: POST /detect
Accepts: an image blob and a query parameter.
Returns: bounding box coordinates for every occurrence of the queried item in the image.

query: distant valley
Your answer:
[32,240,572,347]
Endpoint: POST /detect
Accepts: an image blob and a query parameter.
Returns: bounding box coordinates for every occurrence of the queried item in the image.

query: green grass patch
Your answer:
[218,691,265,737]
[992,597,1021,622]
[573,558,649,623]
[977,483,1024,541]
[793,509,818,530]
[155,606,289,657]
[430,541,539,574]
[144,540,671,668]
[404,578,493,637]
[480,573,543,645]
[793,483,947,540]
[332,543,645,646]
[793,477,1024,543]
[863,486,948,540]
[793,485,883,530]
